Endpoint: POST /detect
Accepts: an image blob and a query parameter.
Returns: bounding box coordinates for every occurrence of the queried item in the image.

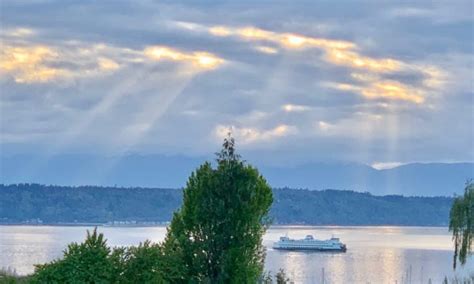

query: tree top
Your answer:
[216,132,241,163]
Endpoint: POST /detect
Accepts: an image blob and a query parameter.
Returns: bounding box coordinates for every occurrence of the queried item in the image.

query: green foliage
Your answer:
[258,270,292,284]
[163,135,273,283]
[449,181,474,269]
[259,271,273,284]
[118,241,166,283]
[29,229,175,283]
[30,228,116,283]
[275,269,291,284]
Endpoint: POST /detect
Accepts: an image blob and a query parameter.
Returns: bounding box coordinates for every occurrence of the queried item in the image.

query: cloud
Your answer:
[174,22,446,104]
[371,162,406,170]
[97,57,120,71]
[388,7,433,18]
[4,27,35,37]
[143,46,224,70]
[317,121,333,132]
[0,41,129,83]
[0,32,225,84]
[0,45,64,83]
[324,49,401,73]
[387,4,473,24]
[282,104,310,112]
[255,46,278,54]
[215,124,297,145]
[328,81,425,104]
[205,25,356,51]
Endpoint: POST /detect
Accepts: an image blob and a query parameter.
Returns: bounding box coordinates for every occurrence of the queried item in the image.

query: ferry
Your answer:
[273,235,347,252]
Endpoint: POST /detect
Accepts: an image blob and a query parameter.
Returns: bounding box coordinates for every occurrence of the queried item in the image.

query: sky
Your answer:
[1,0,473,168]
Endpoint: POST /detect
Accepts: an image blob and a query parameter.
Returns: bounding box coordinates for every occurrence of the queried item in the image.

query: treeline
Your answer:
[1,184,453,226]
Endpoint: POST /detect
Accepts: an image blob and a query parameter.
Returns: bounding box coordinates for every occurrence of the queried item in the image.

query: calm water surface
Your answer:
[0,226,472,283]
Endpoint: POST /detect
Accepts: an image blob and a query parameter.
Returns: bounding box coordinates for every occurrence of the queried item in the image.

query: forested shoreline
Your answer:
[1,184,452,226]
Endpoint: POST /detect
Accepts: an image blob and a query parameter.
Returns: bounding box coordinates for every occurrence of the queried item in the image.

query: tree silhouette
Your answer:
[163,134,273,282]
[449,181,473,269]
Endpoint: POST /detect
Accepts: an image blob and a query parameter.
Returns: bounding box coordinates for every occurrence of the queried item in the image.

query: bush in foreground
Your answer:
[30,229,119,283]
[28,228,292,283]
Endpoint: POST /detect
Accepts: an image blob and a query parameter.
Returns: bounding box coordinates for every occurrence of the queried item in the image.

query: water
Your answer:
[0,225,472,283]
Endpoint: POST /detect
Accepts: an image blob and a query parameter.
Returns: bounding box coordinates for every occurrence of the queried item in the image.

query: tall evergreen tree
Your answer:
[163,135,273,283]
[449,181,473,269]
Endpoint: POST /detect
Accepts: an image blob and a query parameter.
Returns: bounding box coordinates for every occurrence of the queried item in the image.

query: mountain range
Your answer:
[1,154,472,196]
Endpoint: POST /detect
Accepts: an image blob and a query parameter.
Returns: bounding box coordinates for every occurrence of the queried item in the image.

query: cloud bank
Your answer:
[1,0,473,166]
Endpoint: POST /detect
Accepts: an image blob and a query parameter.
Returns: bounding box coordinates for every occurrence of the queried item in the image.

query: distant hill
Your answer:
[260,162,473,196]
[0,184,452,226]
[0,154,472,196]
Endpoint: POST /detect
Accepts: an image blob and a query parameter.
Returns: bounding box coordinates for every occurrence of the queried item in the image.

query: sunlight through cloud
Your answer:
[0,45,65,83]
[371,162,406,170]
[144,46,224,70]
[325,49,401,73]
[195,23,446,105]
[282,104,310,112]
[255,46,278,54]
[329,81,425,104]
[0,40,131,83]
[98,57,120,71]
[1,31,224,84]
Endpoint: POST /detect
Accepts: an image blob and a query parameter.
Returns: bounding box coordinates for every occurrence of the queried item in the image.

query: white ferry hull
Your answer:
[273,235,347,252]
[273,245,347,252]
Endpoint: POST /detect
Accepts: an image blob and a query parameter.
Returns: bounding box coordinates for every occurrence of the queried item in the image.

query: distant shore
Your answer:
[1,184,453,227]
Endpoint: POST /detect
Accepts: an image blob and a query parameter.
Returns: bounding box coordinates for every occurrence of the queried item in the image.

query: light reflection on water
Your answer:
[0,226,472,283]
